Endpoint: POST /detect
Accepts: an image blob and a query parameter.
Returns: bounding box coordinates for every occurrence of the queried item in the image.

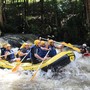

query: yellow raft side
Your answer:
[0,51,75,70]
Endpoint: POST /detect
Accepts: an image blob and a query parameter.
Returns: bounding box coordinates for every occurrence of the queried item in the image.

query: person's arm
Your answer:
[55,44,64,52]
[4,51,10,59]
[34,54,45,61]
[19,51,26,56]
[86,48,89,53]
[41,47,50,51]
[18,49,27,56]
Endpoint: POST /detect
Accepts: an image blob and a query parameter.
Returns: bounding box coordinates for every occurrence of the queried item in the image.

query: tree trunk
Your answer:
[85,0,90,27]
[0,0,3,25]
[40,0,44,23]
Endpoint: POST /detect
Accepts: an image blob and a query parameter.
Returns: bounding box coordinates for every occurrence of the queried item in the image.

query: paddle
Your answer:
[0,54,6,58]
[61,42,81,53]
[11,49,31,72]
[0,52,15,58]
[30,50,50,81]
[40,37,81,53]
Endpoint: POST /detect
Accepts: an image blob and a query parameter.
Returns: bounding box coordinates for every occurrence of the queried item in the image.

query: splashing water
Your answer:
[0,37,90,90]
[0,50,90,90]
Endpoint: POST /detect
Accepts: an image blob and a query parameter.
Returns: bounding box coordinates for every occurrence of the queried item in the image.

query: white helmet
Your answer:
[82,43,87,47]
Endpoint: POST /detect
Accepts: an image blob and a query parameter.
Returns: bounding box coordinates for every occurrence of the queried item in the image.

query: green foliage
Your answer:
[2,0,88,44]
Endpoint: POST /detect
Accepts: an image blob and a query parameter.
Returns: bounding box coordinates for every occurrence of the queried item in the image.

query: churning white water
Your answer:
[0,51,90,90]
[0,37,90,90]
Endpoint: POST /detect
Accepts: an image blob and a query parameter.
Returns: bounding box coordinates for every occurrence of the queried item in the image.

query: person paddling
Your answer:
[19,43,31,62]
[80,44,89,54]
[38,41,50,58]
[47,39,63,57]
[4,44,20,62]
[16,42,32,58]
[80,43,90,57]
[31,40,48,64]
[0,43,7,59]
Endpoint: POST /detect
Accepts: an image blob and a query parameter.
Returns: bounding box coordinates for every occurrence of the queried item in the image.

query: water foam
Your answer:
[0,48,90,90]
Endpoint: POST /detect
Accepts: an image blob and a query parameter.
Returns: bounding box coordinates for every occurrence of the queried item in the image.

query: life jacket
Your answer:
[1,47,6,55]
[30,45,41,64]
[48,45,57,57]
[6,50,15,61]
[20,48,31,59]
[38,46,48,58]
[26,49,31,58]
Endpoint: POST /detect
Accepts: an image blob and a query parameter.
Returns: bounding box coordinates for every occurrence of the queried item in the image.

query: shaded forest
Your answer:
[0,0,90,45]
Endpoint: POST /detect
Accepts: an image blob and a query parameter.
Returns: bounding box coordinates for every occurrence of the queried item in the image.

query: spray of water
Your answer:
[0,50,90,90]
[0,38,90,90]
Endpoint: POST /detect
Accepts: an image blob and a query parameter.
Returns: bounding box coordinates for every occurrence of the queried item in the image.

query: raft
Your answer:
[0,51,75,71]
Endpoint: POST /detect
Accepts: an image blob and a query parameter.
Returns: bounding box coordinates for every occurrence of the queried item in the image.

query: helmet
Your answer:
[34,40,40,46]
[21,43,29,48]
[82,44,87,47]
[40,41,45,46]
[48,40,54,45]
[6,44,11,48]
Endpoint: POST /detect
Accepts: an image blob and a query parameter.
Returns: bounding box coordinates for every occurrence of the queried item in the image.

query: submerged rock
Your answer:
[0,34,37,47]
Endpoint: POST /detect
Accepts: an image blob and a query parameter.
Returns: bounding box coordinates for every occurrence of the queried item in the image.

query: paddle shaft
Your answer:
[0,52,15,58]
[40,37,59,44]
[61,42,81,52]
[20,49,31,62]
[30,50,50,81]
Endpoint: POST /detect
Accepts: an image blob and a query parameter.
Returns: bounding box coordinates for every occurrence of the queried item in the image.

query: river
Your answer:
[0,35,90,90]
[0,51,90,90]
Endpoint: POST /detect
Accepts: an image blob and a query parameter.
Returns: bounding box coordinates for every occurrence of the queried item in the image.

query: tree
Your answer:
[85,0,90,27]
[0,0,3,25]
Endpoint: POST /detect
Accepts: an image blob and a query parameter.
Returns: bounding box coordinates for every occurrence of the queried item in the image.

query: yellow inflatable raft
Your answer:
[0,51,75,71]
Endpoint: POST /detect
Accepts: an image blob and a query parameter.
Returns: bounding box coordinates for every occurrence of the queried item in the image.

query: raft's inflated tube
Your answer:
[42,51,75,71]
[0,51,75,71]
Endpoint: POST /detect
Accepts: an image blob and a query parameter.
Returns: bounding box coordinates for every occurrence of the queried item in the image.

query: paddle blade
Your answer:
[30,61,44,81]
[62,42,81,52]
[30,70,38,81]
[68,43,80,52]
[12,63,21,72]
[30,50,50,81]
